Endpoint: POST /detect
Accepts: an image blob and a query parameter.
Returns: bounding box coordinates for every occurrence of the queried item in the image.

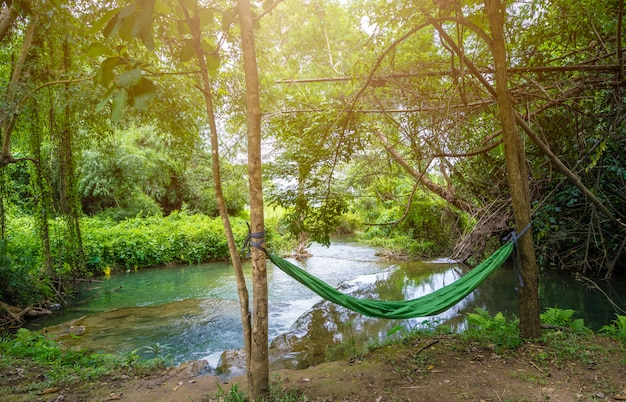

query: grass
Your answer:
[0,328,167,397]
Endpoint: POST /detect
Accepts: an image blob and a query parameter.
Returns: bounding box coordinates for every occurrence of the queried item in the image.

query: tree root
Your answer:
[0,301,52,329]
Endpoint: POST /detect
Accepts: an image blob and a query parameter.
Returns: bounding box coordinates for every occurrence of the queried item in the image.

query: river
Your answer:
[30,238,626,375]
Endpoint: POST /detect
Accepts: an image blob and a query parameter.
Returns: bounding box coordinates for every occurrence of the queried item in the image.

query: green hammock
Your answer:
[268,241,514,319]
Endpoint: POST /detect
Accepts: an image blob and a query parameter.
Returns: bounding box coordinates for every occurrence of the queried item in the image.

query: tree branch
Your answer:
[433,21,620,226]
[375,128,475,214]
[0,1,18,42]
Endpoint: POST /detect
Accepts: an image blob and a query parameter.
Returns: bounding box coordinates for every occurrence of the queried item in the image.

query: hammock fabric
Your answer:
[268,242,514,319]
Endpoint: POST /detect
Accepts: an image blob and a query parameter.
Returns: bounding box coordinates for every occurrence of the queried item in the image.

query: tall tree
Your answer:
[92,0,266,395]
[176,0,253,391]
[238,0,269,397]
[484,0,540,338]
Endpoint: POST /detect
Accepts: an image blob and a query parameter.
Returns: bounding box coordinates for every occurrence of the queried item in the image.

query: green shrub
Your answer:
[80,212,250,273]
[0,328,166,391]
[463,308,522,351]
[600,315,626,343]
[359,194,462,258]
[0,238,50,307]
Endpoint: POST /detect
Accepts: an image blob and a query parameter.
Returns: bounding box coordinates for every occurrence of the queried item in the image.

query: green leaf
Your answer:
[153,0,172,15]
[86,43,114,58]
[111,89,128,122]
[96,86,116,112]
[90,7,122,35]
[197,8,214,27]
[177,19,191,35]
[205,53,220,74]
[221,7,236,32]
[200,39,215,54]
[99,56,125,87]
[117,68,142,90]
[179,40,195,63]
[103,15,122,39]
[386,325,404,337]
[134,0,156,50]
[118,1,138,19]
[96,98,108,113]
[118,12,139,42]
[128,78,156,110]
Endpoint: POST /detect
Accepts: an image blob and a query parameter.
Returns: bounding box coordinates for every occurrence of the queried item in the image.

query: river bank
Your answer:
[2,330,625,401]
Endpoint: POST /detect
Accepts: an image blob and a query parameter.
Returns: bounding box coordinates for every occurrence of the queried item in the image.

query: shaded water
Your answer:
[31,239,626,374]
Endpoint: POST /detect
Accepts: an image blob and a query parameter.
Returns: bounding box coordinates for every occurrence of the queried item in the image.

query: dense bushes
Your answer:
[0,213,267,309]
[359,193,466,258]
[80,213,252,273]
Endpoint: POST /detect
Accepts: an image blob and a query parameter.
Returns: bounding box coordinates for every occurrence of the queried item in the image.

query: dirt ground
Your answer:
[4,334,626,402]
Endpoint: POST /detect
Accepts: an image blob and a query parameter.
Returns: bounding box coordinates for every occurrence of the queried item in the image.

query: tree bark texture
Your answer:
[238,0,270,399]
[485,0,541,339]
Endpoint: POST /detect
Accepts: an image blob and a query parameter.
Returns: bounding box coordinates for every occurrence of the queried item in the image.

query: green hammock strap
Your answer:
[268,242,515,319]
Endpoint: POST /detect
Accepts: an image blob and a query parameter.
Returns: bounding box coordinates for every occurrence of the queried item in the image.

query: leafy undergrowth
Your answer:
[0,328,167,401]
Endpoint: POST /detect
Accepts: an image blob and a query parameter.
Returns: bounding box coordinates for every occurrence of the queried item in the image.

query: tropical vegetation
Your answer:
[1,0,625,399]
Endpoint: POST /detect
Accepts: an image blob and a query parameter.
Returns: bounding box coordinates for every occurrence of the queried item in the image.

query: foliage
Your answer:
[0,223,52,306]
[76,125,248,219]
[540,307,587,333]
[600,315,626,343]
[213,381,307,402]
[463,308,522,352]
[216,383,247,402]
[359,190,464,258]
[79,212,250,273]
[0,328,121,390]
[0,328,169,395]
[0,209,289,309]
[0,239,47,305]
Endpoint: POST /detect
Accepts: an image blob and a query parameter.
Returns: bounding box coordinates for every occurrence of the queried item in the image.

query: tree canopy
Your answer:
[1,0,625,395]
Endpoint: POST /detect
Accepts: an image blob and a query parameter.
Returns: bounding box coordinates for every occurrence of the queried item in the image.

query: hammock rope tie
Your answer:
[502,222,532,289]
[241,223,267,257]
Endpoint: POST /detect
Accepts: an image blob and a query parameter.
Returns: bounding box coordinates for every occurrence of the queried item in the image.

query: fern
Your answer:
[540,307,588,334]
[601,315,626,342]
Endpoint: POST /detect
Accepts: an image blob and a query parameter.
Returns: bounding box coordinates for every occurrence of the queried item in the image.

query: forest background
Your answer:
[1,0,625,328]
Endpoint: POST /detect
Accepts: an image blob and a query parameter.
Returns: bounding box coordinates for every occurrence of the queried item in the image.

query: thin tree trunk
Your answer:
[485,0,540,338]
[1,13,37,166]
[238,0,269,398]
[30,102,53,276]
[177,0,253,389]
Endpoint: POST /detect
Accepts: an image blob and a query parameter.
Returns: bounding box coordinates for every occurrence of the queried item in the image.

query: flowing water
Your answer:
[30,239,626,375]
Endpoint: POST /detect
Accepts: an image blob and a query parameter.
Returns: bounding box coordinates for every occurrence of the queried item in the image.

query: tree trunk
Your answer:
[0,2,18,42]
[485,0,541,339]
[177,0,253,390]
[56,37,86,277]
[238,0,270,398]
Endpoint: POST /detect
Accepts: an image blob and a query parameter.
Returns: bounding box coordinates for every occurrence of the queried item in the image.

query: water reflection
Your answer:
[31,240,626,375]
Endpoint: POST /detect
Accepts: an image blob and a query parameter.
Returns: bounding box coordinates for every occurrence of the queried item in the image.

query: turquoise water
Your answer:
[30,240,626,370]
